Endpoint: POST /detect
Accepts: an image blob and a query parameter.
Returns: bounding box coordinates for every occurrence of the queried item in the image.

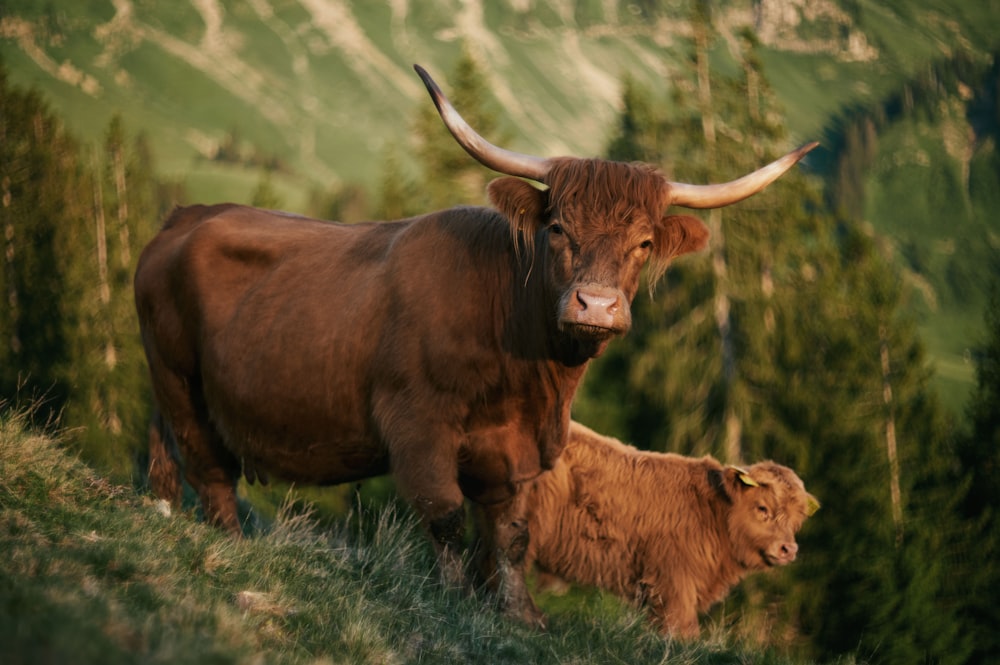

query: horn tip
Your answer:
[413,64,436,91]
[413,64,445,108]
[797,141,820,157]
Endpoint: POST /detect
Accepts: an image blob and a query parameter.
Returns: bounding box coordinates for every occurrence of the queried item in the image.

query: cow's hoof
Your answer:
[503,602,547,631]
[527,609,548,632]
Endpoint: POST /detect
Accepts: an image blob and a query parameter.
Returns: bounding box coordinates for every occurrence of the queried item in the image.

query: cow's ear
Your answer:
[487,177,548,236]
[658,214,710,258]
[648,214,710,285]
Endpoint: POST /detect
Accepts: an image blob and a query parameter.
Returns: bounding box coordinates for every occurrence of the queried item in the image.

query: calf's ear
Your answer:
[727,464,759,488]
[805,493,821,516]
[488,177,549,238]
[648,214,710,285]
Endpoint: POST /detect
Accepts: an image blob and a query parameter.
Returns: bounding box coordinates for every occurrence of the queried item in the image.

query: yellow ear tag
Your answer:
[806,494,821,516]
[728,465,759,487]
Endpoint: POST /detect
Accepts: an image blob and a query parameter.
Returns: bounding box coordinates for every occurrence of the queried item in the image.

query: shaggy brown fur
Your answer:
[497,422,818,637]
[135,163,708,626]
[136,67,809,628]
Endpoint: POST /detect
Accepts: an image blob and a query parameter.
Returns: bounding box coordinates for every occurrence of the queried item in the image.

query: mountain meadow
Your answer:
[2,1,999,663]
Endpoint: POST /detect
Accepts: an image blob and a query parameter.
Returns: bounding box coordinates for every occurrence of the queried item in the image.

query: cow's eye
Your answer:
[549,223,564,235]
[756,504,770,519]
[639,239,653,250]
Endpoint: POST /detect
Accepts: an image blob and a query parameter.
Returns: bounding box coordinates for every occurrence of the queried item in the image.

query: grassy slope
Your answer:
[0,410,828,665]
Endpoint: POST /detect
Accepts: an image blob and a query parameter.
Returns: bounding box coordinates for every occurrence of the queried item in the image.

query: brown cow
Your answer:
[481,421,819,636]
[135,64,815,625]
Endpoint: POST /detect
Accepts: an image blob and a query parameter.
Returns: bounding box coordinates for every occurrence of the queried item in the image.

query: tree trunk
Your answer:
[694,8,740,463]
[879,323,904,545]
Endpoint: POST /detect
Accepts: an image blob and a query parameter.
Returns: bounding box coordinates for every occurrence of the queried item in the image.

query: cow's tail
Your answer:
[148,405,183,507]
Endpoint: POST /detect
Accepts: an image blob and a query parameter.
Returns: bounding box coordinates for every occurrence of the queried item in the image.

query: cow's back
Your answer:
[136,204,396,385]
[135,203,541,486]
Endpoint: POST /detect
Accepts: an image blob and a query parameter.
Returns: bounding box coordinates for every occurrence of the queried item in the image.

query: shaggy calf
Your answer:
[494,421,818,638]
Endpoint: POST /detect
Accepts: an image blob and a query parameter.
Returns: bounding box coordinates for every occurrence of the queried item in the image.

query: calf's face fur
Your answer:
[486,422,818,638]
[718,461,814,571]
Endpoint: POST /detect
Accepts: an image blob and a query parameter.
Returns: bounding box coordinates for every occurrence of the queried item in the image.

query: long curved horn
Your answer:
[668,142,819,209]
[414,64,549,183]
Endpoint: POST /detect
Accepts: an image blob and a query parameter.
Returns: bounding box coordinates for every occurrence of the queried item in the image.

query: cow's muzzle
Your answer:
[559,284,631,339]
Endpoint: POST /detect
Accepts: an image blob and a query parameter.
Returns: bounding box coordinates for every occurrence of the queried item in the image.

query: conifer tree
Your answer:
[0,62,86,417]
[411,47,503,210]
[374,141,421,221]
[755,225,968,664]
[606,74,664,164]
[949,277,1000,664]
[576,19,968,663]
[250,168,284,210]
[0,69,163,479]
[58,115,162,478]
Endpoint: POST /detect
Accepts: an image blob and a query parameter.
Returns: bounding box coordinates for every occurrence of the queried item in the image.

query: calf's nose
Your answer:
[780,541,798,562]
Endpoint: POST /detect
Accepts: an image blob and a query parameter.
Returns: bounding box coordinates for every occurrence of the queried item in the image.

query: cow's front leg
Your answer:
[392,440,469,590]
[424,501,468,590]
[479,494,546,629]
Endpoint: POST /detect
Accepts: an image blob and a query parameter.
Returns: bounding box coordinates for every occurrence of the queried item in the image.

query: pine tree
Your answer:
[0,70,163,479]
[606,74,665,164]
[250,168,284,210]
[0,61,86,418]
[575,18,969,663]
[375,141,421,221]
[59,115,162,479]
[411,47,503,210]
[949,277,1000,664]
[758,226,969,663]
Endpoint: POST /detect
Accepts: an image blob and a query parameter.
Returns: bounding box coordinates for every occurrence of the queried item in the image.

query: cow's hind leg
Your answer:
[177,416,241,534]
[148,405,183,507]
[152,371,242,535]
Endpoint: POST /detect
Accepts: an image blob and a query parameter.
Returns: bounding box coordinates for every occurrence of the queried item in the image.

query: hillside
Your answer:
[0,408,819,664]
[1,1,988,199]
[2,0,998,405]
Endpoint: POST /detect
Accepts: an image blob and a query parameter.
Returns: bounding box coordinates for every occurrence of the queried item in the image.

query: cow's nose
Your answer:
[780,542,798,561]
[575,288,619,328]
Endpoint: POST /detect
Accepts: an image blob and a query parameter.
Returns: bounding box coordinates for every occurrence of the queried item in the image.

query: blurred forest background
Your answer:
[2,1,999,663]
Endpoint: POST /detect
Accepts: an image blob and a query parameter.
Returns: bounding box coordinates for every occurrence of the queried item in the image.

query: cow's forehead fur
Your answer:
[544,158,670,225]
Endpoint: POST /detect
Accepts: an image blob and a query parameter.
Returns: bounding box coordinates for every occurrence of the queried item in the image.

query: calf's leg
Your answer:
[647,583,700,639]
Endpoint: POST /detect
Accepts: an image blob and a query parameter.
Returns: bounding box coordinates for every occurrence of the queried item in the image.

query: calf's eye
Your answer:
[640,239,653,249]
[549,223,564,235]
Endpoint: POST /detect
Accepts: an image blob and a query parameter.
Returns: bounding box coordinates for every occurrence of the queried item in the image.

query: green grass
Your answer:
[0,407,847,665]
